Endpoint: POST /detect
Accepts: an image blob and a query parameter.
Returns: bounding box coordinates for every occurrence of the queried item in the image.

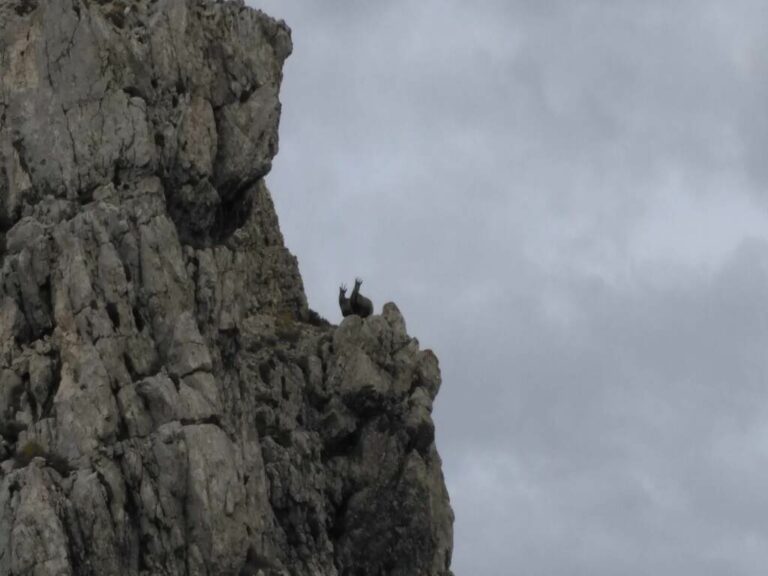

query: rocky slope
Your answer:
[0,1,454,574]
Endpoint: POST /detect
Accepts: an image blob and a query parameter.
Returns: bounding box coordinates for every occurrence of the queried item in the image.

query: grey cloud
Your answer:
[445,240,768,575]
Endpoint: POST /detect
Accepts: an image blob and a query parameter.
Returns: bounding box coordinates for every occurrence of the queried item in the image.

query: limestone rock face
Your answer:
[0,1,454,575]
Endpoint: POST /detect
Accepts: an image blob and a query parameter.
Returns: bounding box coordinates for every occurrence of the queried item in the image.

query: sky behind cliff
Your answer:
[252,2,768,574]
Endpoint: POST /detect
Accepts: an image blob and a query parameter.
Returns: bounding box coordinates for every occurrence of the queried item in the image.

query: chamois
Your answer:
[338,284,354,317]
[350,277,373,318]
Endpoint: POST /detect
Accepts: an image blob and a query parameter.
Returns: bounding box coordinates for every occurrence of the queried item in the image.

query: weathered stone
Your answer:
[0,463,73,576]
[0,1,453,574]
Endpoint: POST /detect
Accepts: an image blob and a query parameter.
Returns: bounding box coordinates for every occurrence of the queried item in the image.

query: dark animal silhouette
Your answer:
[338,284,354,317]
[350,277,373,318]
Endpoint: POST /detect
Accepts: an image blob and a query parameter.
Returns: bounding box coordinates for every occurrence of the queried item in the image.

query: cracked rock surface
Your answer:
[0,1,454,575]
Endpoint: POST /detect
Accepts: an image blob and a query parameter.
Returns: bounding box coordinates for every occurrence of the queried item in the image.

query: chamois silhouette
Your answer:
[338,284,354,317]
[350,277,373,318]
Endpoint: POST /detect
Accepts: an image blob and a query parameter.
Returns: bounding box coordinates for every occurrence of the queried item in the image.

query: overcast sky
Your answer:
[250,2,768,574]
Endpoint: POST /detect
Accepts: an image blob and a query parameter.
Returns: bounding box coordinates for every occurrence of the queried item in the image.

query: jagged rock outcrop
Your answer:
[0,1,454,575]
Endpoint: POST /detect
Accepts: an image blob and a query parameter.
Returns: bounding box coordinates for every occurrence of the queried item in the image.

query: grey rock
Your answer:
[0,1,454,575]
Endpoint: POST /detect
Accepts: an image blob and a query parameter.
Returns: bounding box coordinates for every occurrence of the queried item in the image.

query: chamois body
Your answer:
[350,277,374,318]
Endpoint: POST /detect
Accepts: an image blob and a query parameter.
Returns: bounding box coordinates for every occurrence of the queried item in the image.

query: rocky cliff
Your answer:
[0,1,454,574]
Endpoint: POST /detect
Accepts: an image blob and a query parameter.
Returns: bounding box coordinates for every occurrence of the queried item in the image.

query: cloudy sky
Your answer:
[251,2,768,574]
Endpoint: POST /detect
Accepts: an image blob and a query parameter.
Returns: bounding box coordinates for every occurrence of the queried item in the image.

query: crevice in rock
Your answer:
[106,301,120,328]
[78,182,98,205]
[210,179,255,243]
[132,305,146,332]
[115,412,131,441]
[239,84,256,104]
[165,177,256,248]
[180,414,221,428]
[123,352,140,383]
[321,426,361,464]
[328,492,350,543]
[171,181,255,248]
[44,354,62,417]
[259,357,276,384]
[14,0,38,17]
[122,85,145,100]
[23,370,37,414]
[218,327,240,367]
